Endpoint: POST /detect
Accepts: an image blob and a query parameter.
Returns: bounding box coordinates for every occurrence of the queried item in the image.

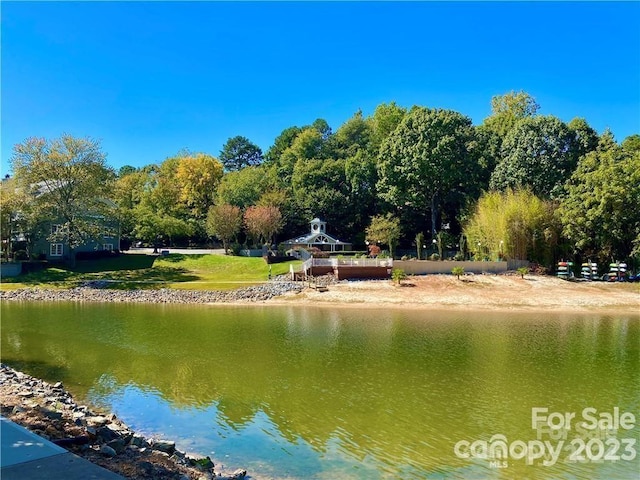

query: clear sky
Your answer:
[2,1,639,174]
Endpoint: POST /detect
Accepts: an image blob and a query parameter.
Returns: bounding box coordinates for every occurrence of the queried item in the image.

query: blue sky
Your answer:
[2,1,639,174]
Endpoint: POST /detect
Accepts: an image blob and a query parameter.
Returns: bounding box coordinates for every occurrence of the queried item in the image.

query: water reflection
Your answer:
[2,302,638,479]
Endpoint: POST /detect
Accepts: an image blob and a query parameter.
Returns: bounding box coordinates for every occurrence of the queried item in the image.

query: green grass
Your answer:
[1,253,301,291]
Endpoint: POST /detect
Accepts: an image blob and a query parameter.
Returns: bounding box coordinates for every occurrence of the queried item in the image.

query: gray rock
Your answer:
[100,444,117,457]
[86,415,109,427]
[130,433,147,447]
[152,439,176,455]
[106,438,126,454]
[96,425,120,442]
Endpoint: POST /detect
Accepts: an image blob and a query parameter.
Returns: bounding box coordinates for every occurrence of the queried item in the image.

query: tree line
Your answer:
[2,91,639,269]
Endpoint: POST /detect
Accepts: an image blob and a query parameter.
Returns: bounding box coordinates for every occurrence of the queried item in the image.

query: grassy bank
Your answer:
[0,253,301,291]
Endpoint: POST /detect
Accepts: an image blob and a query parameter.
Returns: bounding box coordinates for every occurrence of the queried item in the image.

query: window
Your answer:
[51,224,63,235]
[50,243,63,257]
[103,244,113,251]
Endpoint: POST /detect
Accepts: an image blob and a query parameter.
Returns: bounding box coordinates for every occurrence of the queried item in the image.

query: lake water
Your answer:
[1,302,638,479]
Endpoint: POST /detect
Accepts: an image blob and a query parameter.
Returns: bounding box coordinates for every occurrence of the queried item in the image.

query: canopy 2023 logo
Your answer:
[453,407,637,468]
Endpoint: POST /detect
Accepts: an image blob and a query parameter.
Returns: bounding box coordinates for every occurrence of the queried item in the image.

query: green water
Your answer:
[1,302,639,479]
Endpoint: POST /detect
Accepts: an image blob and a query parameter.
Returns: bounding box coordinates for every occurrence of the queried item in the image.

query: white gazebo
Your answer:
[281,218,351,252]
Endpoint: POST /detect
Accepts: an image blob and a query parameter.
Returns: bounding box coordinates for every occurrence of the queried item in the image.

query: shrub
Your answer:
[517,267,529,279]
[451,266,465,279]
[230,243,242,256]
[392,268,407,285]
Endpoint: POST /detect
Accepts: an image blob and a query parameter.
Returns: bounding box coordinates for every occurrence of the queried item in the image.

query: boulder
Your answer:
[100,444,117,457]
[152,439,176,455]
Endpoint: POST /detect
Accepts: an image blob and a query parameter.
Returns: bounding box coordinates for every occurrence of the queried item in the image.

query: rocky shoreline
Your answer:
[0,364,246,479]
[0,279,305,304]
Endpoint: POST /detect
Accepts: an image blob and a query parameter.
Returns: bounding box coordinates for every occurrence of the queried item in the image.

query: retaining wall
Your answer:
[394,260,511,275]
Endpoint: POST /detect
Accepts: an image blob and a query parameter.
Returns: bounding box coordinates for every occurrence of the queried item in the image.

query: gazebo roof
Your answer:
[281,232,349,245]
[281,218,351,246]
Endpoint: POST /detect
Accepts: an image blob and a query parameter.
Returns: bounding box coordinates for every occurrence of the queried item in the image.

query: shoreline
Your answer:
[0,364,247,480]
[2,274,638,314]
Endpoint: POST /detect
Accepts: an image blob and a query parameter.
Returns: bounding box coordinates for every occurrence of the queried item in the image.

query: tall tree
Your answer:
[483,90,539,138]
[376,107,478,236]
[10,135,115,263]
[370,102,407,150]
[206,204,243,254]
[558,136,640,262]
[215,166,271,208]
[264,126,302,164]
[567,117,599,159]
[621,134,640,154]
[175,153,224,218]
[490,115,579,199]
[219,136,263,171]
[332,110,373,158]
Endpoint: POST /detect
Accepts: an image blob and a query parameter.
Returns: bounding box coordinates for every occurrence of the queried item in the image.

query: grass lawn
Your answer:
[1,253,301,291]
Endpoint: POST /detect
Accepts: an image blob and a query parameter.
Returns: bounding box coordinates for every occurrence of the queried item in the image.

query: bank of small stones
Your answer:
[0,364,246,480]
[0,280,305,304]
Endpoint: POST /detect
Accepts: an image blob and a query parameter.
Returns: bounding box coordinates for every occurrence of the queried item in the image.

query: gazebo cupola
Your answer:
[310,218,326,235]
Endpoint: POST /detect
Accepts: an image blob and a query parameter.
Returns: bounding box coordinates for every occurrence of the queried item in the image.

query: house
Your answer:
[5,178,121,262]
[33,217,120,262]
[280,218,352,253]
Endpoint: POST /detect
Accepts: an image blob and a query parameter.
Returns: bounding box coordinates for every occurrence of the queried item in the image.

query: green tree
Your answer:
[559,137,640,262]
[113,167,153,239]
[10,135,115,264]
[483,90,539,138]
[216,166,271,208]
[621,134,640,154]
[365,213,401,258]
[345,149,378,236]
[490,115,579,198]
[370,101,407,149]
[568,117,599,159]
[291,158,353,238]
[264,126,303,164]
[132,206,193,251]
[331,110,373,158]
[377,107,478,236]
[0,178,37,259]
[219,136,263,172]
[206,204,243,254]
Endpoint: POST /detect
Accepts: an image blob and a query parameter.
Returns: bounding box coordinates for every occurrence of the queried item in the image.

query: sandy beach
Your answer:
[274,274,640,313]
[2,273,639,314]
